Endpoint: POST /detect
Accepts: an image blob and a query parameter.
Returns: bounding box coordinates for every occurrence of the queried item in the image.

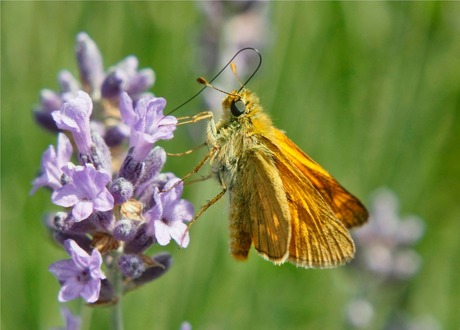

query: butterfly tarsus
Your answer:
[184,174,212,185]
[180,185,227,248]
[161,147,217,194]
[176,111,214,126]
[167,142,207,157]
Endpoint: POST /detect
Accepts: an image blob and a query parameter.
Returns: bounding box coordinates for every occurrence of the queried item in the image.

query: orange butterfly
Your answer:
[178,55,368,268]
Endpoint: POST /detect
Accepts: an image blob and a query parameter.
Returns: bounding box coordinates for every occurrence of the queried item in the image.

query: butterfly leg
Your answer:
[180,183,227,246]
[175,110,219,148]
[190,186,226,227]
[161,147,216,193]
[176,111,214,126]
[167,142,207,157]
[171,111,216,156]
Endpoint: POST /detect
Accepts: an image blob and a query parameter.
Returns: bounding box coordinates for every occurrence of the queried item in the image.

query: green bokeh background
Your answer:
[2,2,459,329]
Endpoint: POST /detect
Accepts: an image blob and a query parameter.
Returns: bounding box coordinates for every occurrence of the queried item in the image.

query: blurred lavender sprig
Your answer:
[352,188,425,281]
[50,308,81,330]
[33,32,155,139]
[30,32,194,315]
[345,188,440,329]
[197,1,271,113]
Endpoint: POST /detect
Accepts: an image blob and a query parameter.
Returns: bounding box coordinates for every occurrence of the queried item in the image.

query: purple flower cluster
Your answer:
[345,188,431,329]
[31,33,194,305]
[352,188,425,280]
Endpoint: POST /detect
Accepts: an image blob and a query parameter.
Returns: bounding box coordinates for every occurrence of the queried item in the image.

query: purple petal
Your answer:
[172,199,194,222]
[72,168,99,198]
[89,249,105,277]
[56,133,73,166]
[58,278,85,302]
[119,92,135,126]
[52,91,93,154]
[130,131,155,161]
[80,279,101,303]
[92,169,111,190]
[72,200,94,221]
[30,146,60,194]
[58,165,112,213]
[30,174,53,195]
[145,189,163,236]
[124,96,176,161]
[65,239,89,260]
[164,178,183,197]
[160,181,183,217]
[169,221,190,248]
[30,132,73,195]
[52,186,81,207]
[52,92,91,131]
[154,220,172,246]
[148,98,167,118]
[160,115,178,127]
[92,190,115,212]
[49,259,79,281]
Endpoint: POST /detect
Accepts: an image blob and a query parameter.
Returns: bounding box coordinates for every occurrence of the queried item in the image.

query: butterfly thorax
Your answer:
[208,88,275,189]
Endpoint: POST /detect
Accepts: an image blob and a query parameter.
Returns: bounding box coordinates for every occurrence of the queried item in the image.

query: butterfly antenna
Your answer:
[167,47,262,115]
[196,77,237,97]
[235,48,262,92]
[230,63,244,87]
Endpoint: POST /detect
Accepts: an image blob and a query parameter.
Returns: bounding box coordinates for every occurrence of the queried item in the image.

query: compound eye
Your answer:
[230,99,246,117]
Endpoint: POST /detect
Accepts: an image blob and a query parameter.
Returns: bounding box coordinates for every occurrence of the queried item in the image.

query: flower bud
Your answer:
[119,151,144,184]
[124,224,154,254]
[109,178,134,204]
[113,219,137,241]
[131,252,172,286]
[105,125,128,147]
[118,254,145,279]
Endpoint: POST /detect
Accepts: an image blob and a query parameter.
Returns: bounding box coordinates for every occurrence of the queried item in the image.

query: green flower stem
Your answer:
[109,250,124,330]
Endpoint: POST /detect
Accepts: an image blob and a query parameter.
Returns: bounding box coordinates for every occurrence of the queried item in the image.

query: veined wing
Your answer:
[273,129,368,229]
[228,148,291,264]
[262,134,356,268]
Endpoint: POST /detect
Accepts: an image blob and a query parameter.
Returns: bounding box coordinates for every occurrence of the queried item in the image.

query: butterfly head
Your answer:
[222,88,261,119]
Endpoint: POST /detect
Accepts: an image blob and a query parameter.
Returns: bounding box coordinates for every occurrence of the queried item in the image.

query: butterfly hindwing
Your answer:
[273,129,368,229]
[263,134,356,268]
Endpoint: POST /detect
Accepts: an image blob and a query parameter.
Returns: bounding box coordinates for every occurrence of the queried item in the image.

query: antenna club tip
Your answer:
[196,77,208,85]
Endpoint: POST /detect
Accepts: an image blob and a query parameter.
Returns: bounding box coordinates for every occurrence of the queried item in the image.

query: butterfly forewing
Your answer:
[266,137,355,268]
[229,149,291,264]
[273,129,368,229]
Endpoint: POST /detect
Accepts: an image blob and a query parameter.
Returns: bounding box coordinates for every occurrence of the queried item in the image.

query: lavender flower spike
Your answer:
[52,163,114,221]
[58,307,81,330]
[49,239,106,303]
[30,133,73,195]
[119,92,178,161]
[52,91,93,154]
[145,178,194,248]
